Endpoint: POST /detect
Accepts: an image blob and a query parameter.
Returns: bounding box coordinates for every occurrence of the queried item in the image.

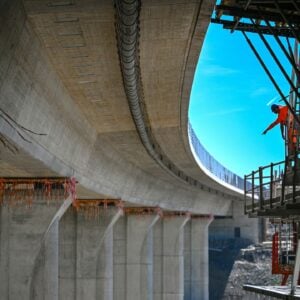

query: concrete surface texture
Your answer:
[0,201,60,299]
[0,0,260,299]
[0,204,213,300]
[0,0,243,214]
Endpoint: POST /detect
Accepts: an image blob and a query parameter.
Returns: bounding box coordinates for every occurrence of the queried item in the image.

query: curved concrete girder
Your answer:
[0,0,240,216]
[116,0,237,193]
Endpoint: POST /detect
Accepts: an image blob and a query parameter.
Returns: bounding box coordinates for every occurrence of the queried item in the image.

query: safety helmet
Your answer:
[271,104,279,112]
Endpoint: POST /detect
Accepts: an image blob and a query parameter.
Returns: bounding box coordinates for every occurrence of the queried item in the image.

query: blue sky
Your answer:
[189,24,292,178]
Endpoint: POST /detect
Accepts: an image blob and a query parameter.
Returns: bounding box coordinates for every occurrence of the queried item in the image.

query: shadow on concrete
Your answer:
[209,238,252,300]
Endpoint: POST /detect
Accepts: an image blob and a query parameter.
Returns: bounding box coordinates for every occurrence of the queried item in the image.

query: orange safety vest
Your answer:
[267,105,288,131]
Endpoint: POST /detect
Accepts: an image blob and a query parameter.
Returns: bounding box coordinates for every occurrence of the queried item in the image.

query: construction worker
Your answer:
[262,104,288,138]
[262,104,297,154]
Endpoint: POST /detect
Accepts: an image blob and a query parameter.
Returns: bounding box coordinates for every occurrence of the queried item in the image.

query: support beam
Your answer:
[126,214,160,300]
[0,199,69,300]
[44,220,59,300]
[59,208,77,299]
[190,216,214,300]
[96,207,123,300]
[59,206,121,300]
[154,219,163,300]
[113,214,127,300]
[162,215,190,300]
[96,226,114,300]
[32,196,73,300]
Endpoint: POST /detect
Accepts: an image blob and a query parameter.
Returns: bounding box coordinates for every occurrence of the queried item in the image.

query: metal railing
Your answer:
[244,160,285,213]
[188,122,249,191]
[244,155,300,214]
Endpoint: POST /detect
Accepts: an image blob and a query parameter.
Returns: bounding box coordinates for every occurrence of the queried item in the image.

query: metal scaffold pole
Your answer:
[291,223,300,295]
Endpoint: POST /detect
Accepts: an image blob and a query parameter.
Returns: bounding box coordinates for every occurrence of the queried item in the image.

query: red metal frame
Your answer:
[272,232,299,285]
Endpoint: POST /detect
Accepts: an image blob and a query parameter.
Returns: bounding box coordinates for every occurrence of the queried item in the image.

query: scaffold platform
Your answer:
[244,285,300,299]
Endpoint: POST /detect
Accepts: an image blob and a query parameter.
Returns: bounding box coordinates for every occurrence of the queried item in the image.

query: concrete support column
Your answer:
[96,208,123,300]
[0,201,63,300]
[59,206,120,300]
[96,227,113,300]
[189,216,213,300]
[59,208,77,299]
[153,220,163,300]
[113,215,127,300]
[59,207,121,300]
[41,196,72,300]
[33,197,72,300]
[184,220,192,300]
[75,214,102,299]
[162,215,190,300]
[44,219,59,300]
[126,214,160,300]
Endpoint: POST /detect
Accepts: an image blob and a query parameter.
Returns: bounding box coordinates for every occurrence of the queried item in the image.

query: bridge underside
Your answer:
[0,0,243,214]
[0,1,262,299]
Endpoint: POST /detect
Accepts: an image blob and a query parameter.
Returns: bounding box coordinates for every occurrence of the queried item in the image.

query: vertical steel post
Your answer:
[281,159,288,206]
[293,154,297,203]
[259,167,264,211]
[244,175,247,214]
[270,163,274,209]
[252,171,255,213]
[291,227,300,295]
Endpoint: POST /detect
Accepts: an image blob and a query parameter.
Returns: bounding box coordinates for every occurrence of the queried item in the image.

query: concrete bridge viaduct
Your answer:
[0,0,258,299]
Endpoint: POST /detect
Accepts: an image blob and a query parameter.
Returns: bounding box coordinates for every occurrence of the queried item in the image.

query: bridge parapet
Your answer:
[188,122,247,191]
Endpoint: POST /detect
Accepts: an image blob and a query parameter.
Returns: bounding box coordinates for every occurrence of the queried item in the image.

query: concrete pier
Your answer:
[113,214,127,300]
[126,214,160,300]
[186,217,213,300]
[43,219,59,300]
[162,215,190,300]
[154,219,164,300]
[59,209,77,299]
[59,207,120,300]
[0,199,260,299]
[96,209,122,300]
[0,202,60,300]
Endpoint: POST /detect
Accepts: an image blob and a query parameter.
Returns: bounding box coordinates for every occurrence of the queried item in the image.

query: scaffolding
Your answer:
[0,177,77,207]
[271,220,298,285]
[212,0,300,296]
